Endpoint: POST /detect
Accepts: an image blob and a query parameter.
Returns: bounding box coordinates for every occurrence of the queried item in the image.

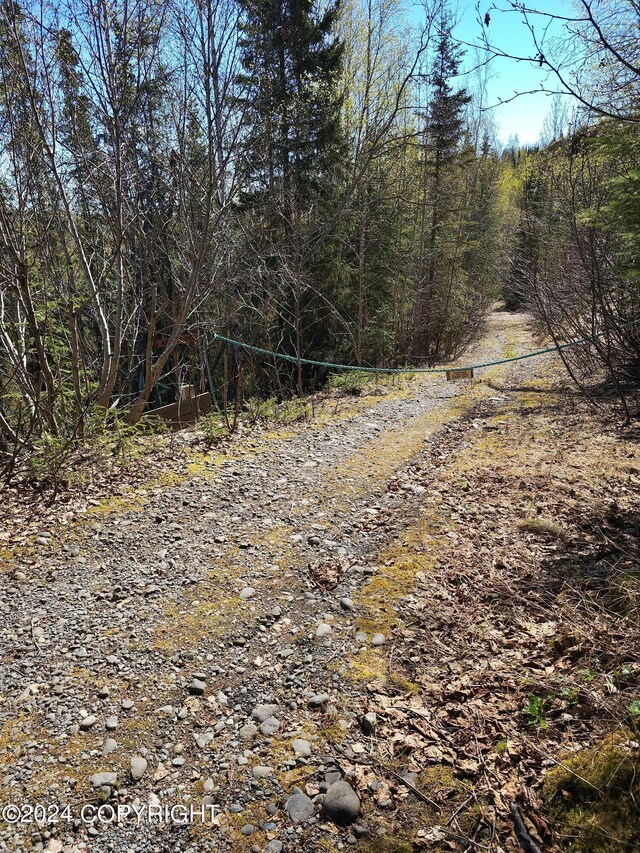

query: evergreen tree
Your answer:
[234,0,346,392]
[236,0,344,213]
[411,9,471,360]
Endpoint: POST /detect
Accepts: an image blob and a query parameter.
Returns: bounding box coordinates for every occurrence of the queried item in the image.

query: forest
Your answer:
[0,0,639,481]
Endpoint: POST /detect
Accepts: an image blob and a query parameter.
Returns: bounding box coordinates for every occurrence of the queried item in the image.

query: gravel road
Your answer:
[0,311,552,853]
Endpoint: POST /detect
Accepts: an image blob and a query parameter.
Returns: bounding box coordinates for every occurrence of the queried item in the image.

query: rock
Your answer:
[315,623,332,639]
[239,587,255,600]
[80,715,97,731]
[252,765,273,780]
[371,633,386,646]
[307,535,321,546]
[252,704,278,723]
[361,712,376,734]
[308,693,329,709]
[103,738,118,755]
[266,842,283,853]
[121,698,135,710]
[322,781,360,826]
[240,824,254,836]
[97,686,110,699]
[130,755,148,782]
[285,788,315,823]
[89,772,117,789]
[105,715,118,731]
[259,716,280,736]
[188,679,206,696]
[339,597,354,611]
[239,723,259,740]
[292,738,311,758]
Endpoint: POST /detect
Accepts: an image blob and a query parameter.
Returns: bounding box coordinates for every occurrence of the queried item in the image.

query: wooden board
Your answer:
[446,368,474,381]
[142,391,212,426]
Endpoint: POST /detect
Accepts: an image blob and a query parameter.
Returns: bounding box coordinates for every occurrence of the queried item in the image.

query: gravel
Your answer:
[0,314,534,851]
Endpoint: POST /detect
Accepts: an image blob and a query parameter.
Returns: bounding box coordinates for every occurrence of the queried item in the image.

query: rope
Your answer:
[211,317,640,376]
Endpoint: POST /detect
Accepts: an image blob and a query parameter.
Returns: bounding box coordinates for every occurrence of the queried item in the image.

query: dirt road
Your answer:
[2,311,638,853]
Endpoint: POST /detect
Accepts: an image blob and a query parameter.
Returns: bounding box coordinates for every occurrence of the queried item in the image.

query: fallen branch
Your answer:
[509,802,542,853]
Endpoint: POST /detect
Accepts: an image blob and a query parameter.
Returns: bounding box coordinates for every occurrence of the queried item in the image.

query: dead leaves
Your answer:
[307,555,352,589]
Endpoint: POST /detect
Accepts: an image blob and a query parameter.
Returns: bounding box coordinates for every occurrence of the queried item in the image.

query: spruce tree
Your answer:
[412,9,470,360]
[235,0,345,392]
[236,0,344,213]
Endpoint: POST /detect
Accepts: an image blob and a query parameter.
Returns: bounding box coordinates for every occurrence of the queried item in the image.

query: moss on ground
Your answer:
[542,730,640,852]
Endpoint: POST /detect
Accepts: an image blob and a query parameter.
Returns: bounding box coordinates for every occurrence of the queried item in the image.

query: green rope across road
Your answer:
[211,317,640,376]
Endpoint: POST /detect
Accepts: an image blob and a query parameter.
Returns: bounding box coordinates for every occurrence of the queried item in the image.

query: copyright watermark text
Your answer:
[1,802,218,826]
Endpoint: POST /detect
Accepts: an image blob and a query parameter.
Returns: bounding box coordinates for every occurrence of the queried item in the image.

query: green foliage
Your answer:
[581,667,599,683]
[524,693,552,730]
[244,396,311,424]
[199,415,231,445]
[628,700,640,727]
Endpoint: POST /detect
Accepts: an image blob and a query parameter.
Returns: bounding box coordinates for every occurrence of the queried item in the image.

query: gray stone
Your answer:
[239,723,258,740]
[361,712,376,734]
[266,842,283,853]
[189,679,206,696]
[240,824,254,836]
[371,633,386,646]
[80,715,97,731]
[89,772,117,789]
[130,756,148,782]
[308,693,329,709]
[292,738,311,758]
[259,716,280,736]
[103,738,117,755]
[252,703,278,723]
[322,781,360,826]
[339,597,354,611]
[239,587,255,600]
[252,765,274,780]
[105,715,118,731]
[315,623,332,639]
[285,788,315,823]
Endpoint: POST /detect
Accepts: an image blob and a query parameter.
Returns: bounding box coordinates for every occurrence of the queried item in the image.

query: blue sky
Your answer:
[450,0,576,145]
